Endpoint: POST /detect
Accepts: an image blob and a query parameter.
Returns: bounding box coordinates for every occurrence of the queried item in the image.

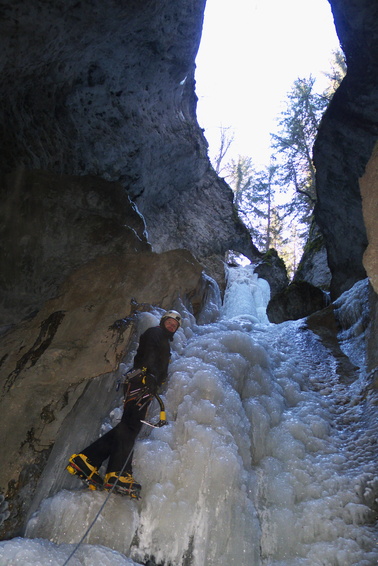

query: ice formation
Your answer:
[0,267,377,566]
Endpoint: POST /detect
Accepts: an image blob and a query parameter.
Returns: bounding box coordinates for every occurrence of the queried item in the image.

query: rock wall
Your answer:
[314,0,378,299]
[0,1,257,535]
[360,141,378,295]
[294,221,331,292]
[359,141,378,380]
[0,169,149,326]
[0,0,255,268]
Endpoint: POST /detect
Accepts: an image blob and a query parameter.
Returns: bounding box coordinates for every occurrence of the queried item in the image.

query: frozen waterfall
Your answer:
[1,266,377,565]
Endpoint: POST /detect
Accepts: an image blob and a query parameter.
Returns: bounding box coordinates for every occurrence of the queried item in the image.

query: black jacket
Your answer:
[133,325,173,386]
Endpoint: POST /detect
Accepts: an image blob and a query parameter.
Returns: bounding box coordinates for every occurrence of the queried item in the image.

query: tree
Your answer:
[226,157,279,252]
[322,49,347,99]
[226,155,255,210]
[218,56,347,274]
[269,206,287,251]
[255,163,278,251]
[212,126,234,175]
[271,76,328,229]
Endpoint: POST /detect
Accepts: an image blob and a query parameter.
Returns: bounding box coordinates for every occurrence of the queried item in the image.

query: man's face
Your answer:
[163,317,179,333]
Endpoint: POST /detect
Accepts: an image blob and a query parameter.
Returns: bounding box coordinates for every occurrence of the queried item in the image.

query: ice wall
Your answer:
[221,264,270,324]
[1,268,377,566]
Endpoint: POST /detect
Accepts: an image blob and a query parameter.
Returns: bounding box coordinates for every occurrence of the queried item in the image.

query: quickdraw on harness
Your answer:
[118,367,168,429]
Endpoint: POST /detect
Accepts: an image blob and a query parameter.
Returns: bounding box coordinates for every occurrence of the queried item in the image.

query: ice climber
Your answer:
[66,309,182,497]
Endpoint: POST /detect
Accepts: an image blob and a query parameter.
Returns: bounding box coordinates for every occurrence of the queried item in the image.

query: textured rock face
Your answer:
[253,249,289,298]
[266,222,332,323]
[0,0,255,265]
[359,143,378,382]
[294,221,331,291]
[0,0,204,178]
[314,0,378,299]
[360,142,378,295]
[0,169,149,326]
[266,281,328,324]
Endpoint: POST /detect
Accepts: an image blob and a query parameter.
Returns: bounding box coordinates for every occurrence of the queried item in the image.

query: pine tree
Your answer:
[271,76,327,207]
[269,74,329,260]
[226,156,260,245]
[226,157,279,252]
[212,51,347,272]
[269,206,287,251]
[322,49,347,99]
[255,164,278,251]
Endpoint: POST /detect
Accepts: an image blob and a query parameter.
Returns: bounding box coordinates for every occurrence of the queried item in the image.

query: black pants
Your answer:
[82,383,152,475]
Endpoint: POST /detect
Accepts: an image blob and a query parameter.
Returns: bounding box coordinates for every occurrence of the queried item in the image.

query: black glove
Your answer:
[142,373,158,395]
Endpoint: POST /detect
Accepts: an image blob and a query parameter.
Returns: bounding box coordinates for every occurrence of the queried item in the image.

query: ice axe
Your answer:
[140,392,168,428]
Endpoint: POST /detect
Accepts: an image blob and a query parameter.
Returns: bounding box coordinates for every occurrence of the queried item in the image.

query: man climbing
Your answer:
[66,309,182,498]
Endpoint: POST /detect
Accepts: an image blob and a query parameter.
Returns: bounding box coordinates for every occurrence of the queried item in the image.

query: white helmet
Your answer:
[160,310,182,328]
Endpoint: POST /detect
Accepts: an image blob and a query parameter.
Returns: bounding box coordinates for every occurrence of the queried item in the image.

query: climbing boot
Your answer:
[104,471,141,498]
[66,453,103,490]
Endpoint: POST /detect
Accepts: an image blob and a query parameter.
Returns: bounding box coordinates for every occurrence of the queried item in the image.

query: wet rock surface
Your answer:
[254,249,289,299]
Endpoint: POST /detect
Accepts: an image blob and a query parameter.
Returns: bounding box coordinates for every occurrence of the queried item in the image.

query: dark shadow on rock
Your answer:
[254,249,289,298]
[306,304,360,384]
[267,281,328,324]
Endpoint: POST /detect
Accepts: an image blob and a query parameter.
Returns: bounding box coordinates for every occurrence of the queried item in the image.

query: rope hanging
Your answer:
[62,449,134,566]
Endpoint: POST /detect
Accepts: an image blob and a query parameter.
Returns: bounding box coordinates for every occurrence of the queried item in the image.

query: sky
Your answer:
[195,0,341,169]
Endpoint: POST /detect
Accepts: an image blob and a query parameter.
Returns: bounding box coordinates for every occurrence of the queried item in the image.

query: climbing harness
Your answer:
[116,366,145,391]
[120,367,168,428]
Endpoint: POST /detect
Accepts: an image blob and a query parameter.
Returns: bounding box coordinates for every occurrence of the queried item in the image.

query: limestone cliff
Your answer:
[360,141,378,296]
[0,169,150,326]
[0,0,256,279]
[314,0,378,299]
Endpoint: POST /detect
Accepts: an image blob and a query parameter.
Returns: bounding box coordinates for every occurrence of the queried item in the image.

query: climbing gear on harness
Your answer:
[140,392,168,428]
[116,366,146,391]
[123,368,151,407]
[141,372,158,395]
[118,366,168,426]
[66,454,104,490]
[126,367,147,381]
[160,310,182,327]
[104,471,141,498]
